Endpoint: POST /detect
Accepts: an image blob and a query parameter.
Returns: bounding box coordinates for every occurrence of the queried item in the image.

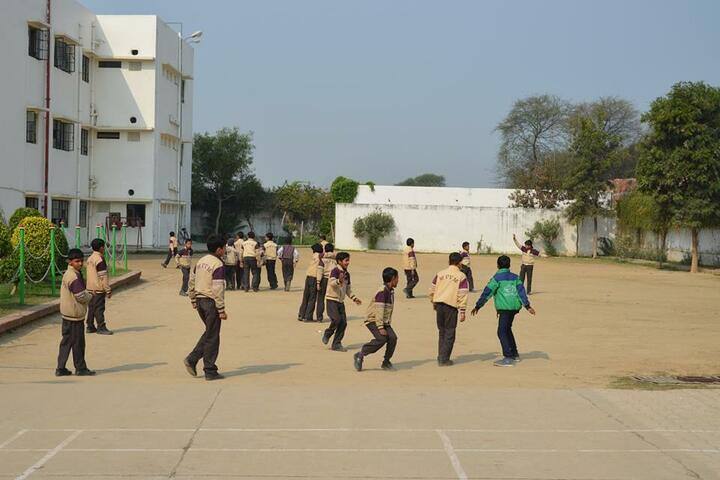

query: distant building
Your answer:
[0,0,195,247]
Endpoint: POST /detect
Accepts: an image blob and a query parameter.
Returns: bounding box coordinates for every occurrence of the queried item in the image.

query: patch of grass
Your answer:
[0,283,57,316]
[609,376,718,391]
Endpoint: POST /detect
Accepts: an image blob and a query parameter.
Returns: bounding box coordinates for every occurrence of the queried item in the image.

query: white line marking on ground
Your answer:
[18,427,720,433]
[454,449,720,453]
[436,429,468,480]
[15,430,82,480]
[0,430,27,449]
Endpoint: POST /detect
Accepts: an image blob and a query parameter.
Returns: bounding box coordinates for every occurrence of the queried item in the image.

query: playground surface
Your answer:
[0,251,719,479]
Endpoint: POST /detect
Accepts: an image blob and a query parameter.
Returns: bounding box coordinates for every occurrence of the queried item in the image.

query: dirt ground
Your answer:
[0,250,719,479]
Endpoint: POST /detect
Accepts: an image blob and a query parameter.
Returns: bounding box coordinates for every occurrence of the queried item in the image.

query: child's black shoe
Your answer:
[183,357,197,377]
[55,368,72,377]
[205,372,224,381]
[381,360,395,370]
[76,368,96,376]
[353,353,363,371]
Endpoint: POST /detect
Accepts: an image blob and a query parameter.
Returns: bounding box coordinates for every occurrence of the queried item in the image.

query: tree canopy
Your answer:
[395,173,446,187]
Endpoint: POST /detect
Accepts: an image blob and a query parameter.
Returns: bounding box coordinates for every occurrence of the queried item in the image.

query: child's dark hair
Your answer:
[185,238,192,244]
[170,231,175,237]
[206,234,225,253]
[247,231,255,239]
[236,232,244,239]
[266,232,274,241]
[449,252,462,265]
[90,238,105,251]
[382,267,399,284]
[336,252,350,262]
[324,243,334,253]
[462,241,470,249]
[406,237,414,246]
[311,243,324,254]
[67,248,84,261]
[497,255,511,269]
[320,235,327,241]
[525,239,533,247]
[226,238,234,246]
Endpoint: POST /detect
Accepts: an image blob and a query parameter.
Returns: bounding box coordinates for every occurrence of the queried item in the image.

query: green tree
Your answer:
[564,116,621,258]
[525,217,562,257]
[496,95,572,208]
[192,128,257,234]
[395,173,446,187]
[353,211,395,250]
[274,182,333,238]
[330,176,360,203]
[9,208,43,233]
[637,81,720,272]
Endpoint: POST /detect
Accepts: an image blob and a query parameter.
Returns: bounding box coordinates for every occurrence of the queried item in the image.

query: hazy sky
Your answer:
[83,0,720,188]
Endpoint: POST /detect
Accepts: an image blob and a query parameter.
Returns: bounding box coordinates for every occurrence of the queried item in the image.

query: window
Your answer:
[82,55,90,82]
[25,197,39,210]
[98,60,121,68]
[97,131,120,139]
[127,204,146,227]
[181,79,186,103]
[28,26,48,60]
[79,200,88,228]
[52,120,74,151]
[54,38,75,73]
[80,128,89,155]
[128,61,142,71]
[51,199,70,226]
[127,132,140,142]
[26,111,37,144]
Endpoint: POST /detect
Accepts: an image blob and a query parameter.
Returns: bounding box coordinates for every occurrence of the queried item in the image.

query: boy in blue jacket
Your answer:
[471,255,535,367]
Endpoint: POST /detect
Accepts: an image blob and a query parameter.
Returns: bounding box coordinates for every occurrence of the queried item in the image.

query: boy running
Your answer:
[322,252,362,351]
[513,234,541,294]
[429,252,469,366]
[184,234,227,381]
[353,267,399,371]
[471,255,536,367]
[402,238,419,299]
[459,241,475,292]
[56,249,95,377]
[316,243,336,322]
[86,238,113,335]
[176,239,193,296]
[161,231,178,268]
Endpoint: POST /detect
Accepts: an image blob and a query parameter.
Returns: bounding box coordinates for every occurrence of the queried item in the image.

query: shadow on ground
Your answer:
[112,325,166,334]
[224,363,301,378]
[98,362,168,374]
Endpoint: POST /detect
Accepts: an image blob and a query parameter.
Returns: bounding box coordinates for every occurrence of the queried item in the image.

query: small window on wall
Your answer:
[128,61,142,71]
[51,199,70,226]
[25,197,39,210]
[26,111,38,144]
[127,203,146,227]
[28,26,49,60]
[54,38,75,73]
[52,120,74,151]
[181,79,186,103]
[98,60,121,68]
[79,200,88,227]
[80,128,89,155]
[127,132,141,142]
[82,55,90,82]
[97,131,120,139]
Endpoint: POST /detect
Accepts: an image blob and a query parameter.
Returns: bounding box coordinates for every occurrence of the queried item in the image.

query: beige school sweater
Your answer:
[264,241,278,260]
[402,246,417,270]
[189,254,226,314]
[326,266,358,304]
[513,238,540,265]
[365,286,394,327]
[242,239,258,258]
[460,250,471,267]
[175,247,193,268]
[224,245,238,266]
[86,251,111,293]
[60,268,92,321]
[321,252,336,279]
[305,252,322,278]
[429,265,469,314]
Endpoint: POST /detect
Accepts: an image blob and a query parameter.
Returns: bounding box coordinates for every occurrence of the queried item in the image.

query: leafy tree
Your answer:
[564,116,621,258]
[0,216,69,282]
[637,81,720,272]
[615,190,672,262]
[572,97,641,144]
[192,128,257,234]
[331,176,360,203]
[395,173,446,187]
[353,211,395,250]
[9,208,43,233]
[525,217,562,256]
[274,182,333,238]
[496,95,572,207]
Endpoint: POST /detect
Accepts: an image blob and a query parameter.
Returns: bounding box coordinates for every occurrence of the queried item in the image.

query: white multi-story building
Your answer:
[0,0,195,247]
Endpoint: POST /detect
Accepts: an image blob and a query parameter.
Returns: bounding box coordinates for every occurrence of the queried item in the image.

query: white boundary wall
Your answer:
[335,186,720,262]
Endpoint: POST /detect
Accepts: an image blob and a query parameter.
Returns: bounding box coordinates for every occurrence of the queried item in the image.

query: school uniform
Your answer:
[297,252,321,321]
[241,238,261,291]
[175,247,193,295]
[223,244,238,290]
[233,238,245,290]
[264,240,279,289]
[402,245,419,298]
[278,245,299,291]
[429,265,469,364]
[57,268,93,373]
[322,265,359,350]
[459,250,475,292]
[187,254,226,376]
[86,251,112,333]
[474,268,531,360]
[316,252,336,321]
[358,285,397,363]
[514,238,540,294]
[162,236,178,267]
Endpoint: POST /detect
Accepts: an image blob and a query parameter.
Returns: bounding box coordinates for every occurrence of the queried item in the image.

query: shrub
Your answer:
[525,217,562,256]
[0,217,70,282]
[331,176,360,203]
[353,211,395,250]
[9,207,43,233]
[614,233,667,262]
[0,221,11,259]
